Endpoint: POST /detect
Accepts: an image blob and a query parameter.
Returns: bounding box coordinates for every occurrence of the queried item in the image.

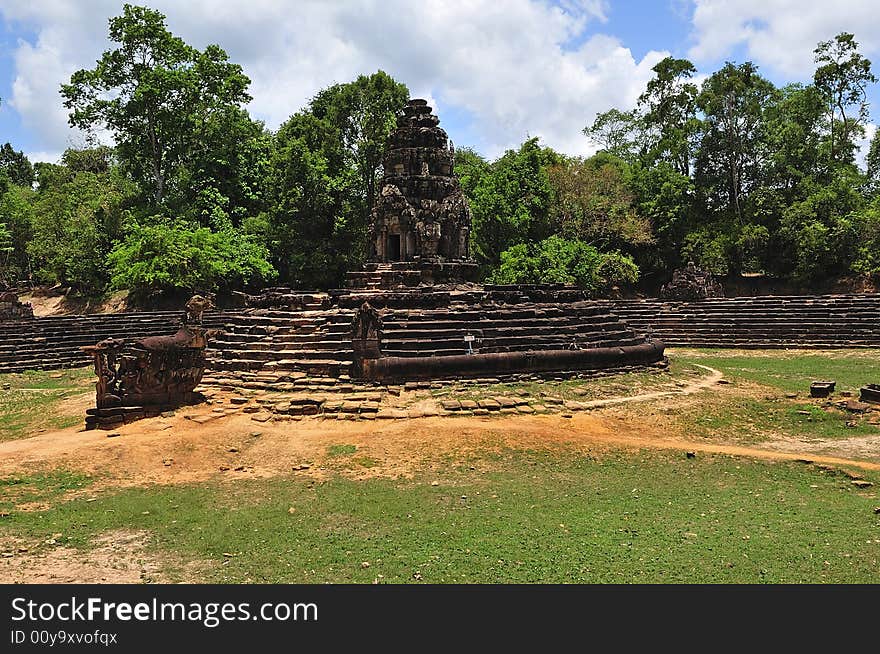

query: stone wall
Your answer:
[602,294,880,348]
[2,293,878,376]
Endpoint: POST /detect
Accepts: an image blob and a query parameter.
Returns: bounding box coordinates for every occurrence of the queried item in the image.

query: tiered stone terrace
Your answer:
[2,293,878,378]
[602,295,880,348]
[0,311,188,373]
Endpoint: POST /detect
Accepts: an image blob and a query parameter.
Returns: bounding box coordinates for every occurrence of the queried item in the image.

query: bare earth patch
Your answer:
[0,530,208,584]
[0,363,878,497]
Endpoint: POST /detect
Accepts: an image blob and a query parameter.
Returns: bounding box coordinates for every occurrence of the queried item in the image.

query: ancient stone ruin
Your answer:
[0,290,34,321]
[82,298,214,429]
[660,262,724,300]
[861,384,880,404]
[16,99,671,422]
[332,98,667,380]
[348,98,479,289]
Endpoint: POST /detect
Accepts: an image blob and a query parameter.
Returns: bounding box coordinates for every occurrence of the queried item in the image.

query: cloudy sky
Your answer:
[0,0,878,164]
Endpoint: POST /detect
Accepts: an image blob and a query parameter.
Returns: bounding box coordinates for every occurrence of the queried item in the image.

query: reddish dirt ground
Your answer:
[2,366,878,495]
[2,364,879,583]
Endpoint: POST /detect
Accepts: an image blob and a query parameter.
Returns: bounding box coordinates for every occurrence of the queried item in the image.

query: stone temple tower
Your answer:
[368,99,477,271]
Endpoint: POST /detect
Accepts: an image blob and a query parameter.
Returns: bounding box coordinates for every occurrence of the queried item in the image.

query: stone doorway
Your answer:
[388,234,401,261]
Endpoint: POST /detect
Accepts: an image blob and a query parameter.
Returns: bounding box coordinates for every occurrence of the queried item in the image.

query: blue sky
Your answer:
[0,1,878,163]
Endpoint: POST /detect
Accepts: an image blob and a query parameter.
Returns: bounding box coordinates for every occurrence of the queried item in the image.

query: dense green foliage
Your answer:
[580,32,880,285]
[107,218,275,296]
[0,8,877,298]
[60,4,253,209]
[489,235,638,294]
[267,71,408,288]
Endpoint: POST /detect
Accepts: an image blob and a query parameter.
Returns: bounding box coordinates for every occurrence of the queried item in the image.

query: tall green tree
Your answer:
[27,152,137,294]
[0,144,34,188]
[629,161,695,274]
[761,84,825,200]
[453,147,491,200]
[695,62,777,226]
[583,108,641,163]
[267,71,407,288]
[637,57,700,176]
[469,137,560,266]
[309,71,409,211]
[61,4,252,206]
[547,153,653,253]
[813,32,877,165]
[0,184,35,285]
[865,128,880,195]
[173,107,273,229]
[776,166,865,281]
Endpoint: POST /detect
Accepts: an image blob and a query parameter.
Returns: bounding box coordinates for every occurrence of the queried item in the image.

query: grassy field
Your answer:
[0,449,877,583]
[672,349,880,444]
[674,349,880,394]
[1,350,879,583]
[0,367,94,442]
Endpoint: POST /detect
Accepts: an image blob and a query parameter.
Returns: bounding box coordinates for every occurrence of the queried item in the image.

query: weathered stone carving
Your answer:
[351,302,383,366]
[184,293,214,324]
[660,262,724,300]
[82,296,215,429]
[0,290,34,321]
[369,99,474,265]
[84,325,209,410]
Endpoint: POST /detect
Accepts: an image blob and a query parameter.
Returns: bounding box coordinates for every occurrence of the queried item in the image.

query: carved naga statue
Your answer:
[83,296,215,410]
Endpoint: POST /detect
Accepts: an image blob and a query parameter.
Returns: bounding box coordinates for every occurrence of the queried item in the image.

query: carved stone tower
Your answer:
[369,98,473,264]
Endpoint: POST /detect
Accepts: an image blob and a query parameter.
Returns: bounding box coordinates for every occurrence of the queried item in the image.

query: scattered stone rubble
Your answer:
[660,262,724,300]
[0,290,33,321]
[861,384,880,404]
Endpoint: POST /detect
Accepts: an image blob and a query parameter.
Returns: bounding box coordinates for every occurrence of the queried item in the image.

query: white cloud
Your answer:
[0,0,664,158]
[688,0,880,78]
[856,122,876,170]
[25,150,63,164]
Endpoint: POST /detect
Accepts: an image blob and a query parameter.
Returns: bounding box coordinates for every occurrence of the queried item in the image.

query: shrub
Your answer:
[108,218,276,296]
[488,235,639,294]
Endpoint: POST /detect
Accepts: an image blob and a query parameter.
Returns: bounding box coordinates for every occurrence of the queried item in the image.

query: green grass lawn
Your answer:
[1,449,877,583]
[671,349,880,444]
[2,351,879,584]
[0,367,94,442]
[674,348,880,395]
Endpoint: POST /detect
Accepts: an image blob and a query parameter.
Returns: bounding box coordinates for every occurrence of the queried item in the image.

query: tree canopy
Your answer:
[2,11,878,300]
[61,4,252,207]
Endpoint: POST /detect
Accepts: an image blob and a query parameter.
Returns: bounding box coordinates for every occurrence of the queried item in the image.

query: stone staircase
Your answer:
[205,309,355,378]
[604,295,880,348]
[379,302,645,357]
[4,293,877,379]
[0,311,187,373]
[345,263,394,290]
[199,299,647,383]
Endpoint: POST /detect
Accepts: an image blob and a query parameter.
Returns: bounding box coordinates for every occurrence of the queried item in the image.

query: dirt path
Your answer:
[0,360,878,492]
[0,530,208,584]
[576,363,723,409]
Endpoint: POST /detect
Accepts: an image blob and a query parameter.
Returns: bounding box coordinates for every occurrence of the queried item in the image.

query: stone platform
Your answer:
[602,295,880,348]
[3,294,880,378]
[345,261,480,290]
[206,284,666,384]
